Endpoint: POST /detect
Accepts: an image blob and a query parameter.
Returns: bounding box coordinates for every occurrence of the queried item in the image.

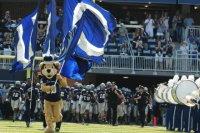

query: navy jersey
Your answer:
[41,76,61,102]
[39,90,44,102]
[60,88,70,101]
[82,91,91,102]
[137,91,150,107]
[8,87,23,101]
[90,91,96,103]
[72,89,81,101]
[25,87,39,101]
[124,92,132,105]
[97,90,106,103]
[133,91,140,105]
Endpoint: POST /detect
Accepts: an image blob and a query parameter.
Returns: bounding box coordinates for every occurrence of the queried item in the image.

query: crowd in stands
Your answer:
[0,9,199,72]
[108,11,198,58]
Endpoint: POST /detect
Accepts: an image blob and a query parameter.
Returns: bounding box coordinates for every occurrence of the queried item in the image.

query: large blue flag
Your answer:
[60,0,116,80]
[75,0,116,63]
[61,13,89,80]
[61,55,92,81]
[43,0,59,56]
[12,8,38,71]
[62,0,116,62]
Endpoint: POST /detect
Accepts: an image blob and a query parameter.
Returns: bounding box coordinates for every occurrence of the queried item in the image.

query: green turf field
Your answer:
[0,120,176,133]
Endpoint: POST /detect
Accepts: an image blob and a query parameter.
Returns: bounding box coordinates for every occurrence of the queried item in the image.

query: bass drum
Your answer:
[171,80,199,106]
[162,86,170,103]
[154,93,165,103]
[166,88,178,104]
[157,84,168,100]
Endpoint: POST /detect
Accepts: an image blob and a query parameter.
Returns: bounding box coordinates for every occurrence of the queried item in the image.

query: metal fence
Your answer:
[186,26,200,39]
[0,52,200,75]
[92,54,200,74]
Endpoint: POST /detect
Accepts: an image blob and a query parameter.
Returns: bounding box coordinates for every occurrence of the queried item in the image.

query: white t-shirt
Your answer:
[180,45,189,55]
[145,19,154,30]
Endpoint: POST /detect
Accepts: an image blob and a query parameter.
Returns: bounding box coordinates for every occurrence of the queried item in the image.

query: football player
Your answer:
[7,81,23,122]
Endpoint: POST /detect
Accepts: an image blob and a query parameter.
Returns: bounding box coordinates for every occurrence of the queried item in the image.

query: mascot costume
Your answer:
[39,56,68,133]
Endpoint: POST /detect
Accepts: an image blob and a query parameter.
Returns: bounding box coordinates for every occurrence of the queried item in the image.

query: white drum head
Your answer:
[162,87,170,103]
[166,88,178,104]
[154,93,165,103]
[174,80,199,106]
[157,84,168,100]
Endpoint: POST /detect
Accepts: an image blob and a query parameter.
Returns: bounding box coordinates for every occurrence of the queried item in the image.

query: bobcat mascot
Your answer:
[39,56,68,133]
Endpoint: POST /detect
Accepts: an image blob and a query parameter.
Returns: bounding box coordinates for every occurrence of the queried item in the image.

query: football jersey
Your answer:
[9,87,23,101]
[60,88,70,101]
[72,89,81,101]
[25,87,39,101]
[124,92,132,105]
[82,91,91,102]
[97,90,106,103]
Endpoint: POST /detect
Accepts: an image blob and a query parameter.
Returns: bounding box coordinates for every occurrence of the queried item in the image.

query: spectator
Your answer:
[2,11,11,25]
[153,14,159,37]
[118,23,128,45]
[155,41,163,69]
[144,14,155,38]
[172,13,178,41]
[184,14,194,41]
[184,14,194,27]
[179,41,189,70]
[163,12,169,33]
[3,32,13,49]
[140,28,148,43]
[124,11,131,24]
[165,41,175,69]
[176,15,184,42]
[156,18,164,40]
[142,43,151,56]
[179,41,189,56]
[37,24,47,49]
[134,30,144,56]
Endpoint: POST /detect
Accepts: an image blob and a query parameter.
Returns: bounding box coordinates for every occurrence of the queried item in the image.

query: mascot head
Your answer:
[39,56,60,79]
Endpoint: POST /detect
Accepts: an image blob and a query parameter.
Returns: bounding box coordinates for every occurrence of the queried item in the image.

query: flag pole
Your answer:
[52,36,68,93]
[52,29,75,93]
[29,57,35,109]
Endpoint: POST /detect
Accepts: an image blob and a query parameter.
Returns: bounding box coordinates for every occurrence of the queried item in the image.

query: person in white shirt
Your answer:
[179,41,189,70]
[144,14,155,38]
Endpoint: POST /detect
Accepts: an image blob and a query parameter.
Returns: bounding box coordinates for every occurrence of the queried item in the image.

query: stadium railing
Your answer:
[185,25,200,40]
[0,51,199,75]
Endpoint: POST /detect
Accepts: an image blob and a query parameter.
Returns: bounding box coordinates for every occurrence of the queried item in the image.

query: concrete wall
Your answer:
[0,69,26,82]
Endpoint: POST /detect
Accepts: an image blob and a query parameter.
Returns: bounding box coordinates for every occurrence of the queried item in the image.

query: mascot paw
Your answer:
[50,86,56,94]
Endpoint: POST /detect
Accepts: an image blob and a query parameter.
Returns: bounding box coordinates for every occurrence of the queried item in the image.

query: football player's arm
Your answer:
[133,93,141,100]
[121,94,125,102]
[114,90,122,99]
[78,95,82,105]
